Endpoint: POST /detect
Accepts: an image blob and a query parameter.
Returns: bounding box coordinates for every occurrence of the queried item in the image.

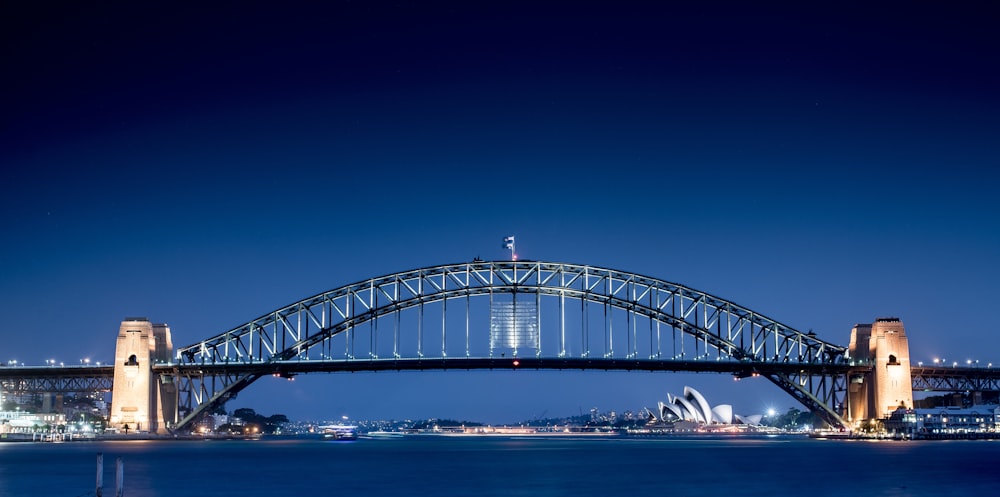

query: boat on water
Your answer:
[319,424,358,441]
[363,431,405,439]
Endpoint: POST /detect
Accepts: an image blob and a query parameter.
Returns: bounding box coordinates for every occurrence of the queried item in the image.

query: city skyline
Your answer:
[2,3,998,423]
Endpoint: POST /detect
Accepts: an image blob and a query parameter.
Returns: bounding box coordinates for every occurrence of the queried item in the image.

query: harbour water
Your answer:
[2,436,999,496]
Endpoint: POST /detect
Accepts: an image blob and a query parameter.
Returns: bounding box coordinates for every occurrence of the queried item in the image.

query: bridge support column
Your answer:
[109,318,177,435]
[847,317,913,427]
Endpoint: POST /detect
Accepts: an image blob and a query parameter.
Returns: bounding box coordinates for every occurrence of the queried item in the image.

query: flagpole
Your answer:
[503,236,516,261]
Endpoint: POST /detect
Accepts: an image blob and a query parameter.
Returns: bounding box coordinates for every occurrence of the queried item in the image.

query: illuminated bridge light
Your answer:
[490,299,538,350]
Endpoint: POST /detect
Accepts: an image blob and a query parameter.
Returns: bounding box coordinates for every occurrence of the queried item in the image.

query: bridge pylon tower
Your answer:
[109,318,177,434]
[846,317,913,426]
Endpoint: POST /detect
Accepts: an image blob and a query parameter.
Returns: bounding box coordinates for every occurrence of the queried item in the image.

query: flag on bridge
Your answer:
[502,236,515,250]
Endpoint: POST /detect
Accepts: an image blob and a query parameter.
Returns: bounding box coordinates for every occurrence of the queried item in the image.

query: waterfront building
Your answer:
[654,386,761,426]
[886,405,1000,436]
[0,410,67,433]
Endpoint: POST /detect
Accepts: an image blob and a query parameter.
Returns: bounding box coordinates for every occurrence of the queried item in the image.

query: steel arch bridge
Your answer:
[167,261,859,431]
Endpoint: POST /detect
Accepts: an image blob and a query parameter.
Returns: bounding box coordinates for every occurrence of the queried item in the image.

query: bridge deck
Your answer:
[154,357,857,376]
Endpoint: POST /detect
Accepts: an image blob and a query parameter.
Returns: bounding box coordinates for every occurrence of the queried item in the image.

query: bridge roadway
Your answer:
[165,356,853,377]
[4,360,1000,394]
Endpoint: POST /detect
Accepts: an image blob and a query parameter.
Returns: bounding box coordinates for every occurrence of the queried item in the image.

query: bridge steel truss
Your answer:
[171,261,856,431]
[0,366,114,394]
[910,367,1000,392]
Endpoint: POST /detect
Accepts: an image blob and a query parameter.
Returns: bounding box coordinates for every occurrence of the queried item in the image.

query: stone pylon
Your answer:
[109,318,177,434]
[847,317,913,425]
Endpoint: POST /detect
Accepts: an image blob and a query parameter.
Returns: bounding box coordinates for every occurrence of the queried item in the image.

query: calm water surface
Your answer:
[1,436,999,497]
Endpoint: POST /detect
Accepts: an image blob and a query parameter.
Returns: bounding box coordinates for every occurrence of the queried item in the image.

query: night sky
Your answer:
[2,2,998,423]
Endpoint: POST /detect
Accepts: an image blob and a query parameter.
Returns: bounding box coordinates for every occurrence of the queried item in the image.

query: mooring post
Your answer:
[96,452,103,497]
[115,457,124,497]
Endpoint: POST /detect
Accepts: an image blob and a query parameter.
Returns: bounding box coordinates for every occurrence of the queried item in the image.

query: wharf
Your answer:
[809,431,1000,441]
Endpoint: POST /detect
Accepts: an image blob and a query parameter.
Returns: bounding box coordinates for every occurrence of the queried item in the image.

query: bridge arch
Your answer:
[170,261,852,431]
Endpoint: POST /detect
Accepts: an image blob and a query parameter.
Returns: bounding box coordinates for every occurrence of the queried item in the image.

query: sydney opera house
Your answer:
[655,386,763,426]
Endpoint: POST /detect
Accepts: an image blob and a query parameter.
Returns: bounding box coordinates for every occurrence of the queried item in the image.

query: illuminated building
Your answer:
[886,405,1000,435]
[0,411,67,433]
[655,386,761,425]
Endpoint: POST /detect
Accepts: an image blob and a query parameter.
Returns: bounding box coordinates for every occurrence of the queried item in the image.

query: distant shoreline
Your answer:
[5,430,997,443]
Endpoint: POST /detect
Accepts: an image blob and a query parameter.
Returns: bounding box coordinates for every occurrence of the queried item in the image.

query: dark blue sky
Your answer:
[2,2,998,422]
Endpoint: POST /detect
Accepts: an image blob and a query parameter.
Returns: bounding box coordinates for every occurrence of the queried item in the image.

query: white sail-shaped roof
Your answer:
[735,414,763,425]
[673,396,703,423]
[711,405,734,424]
[656,386,761,426]
[659,401,685,421]
[684,387,714,425]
